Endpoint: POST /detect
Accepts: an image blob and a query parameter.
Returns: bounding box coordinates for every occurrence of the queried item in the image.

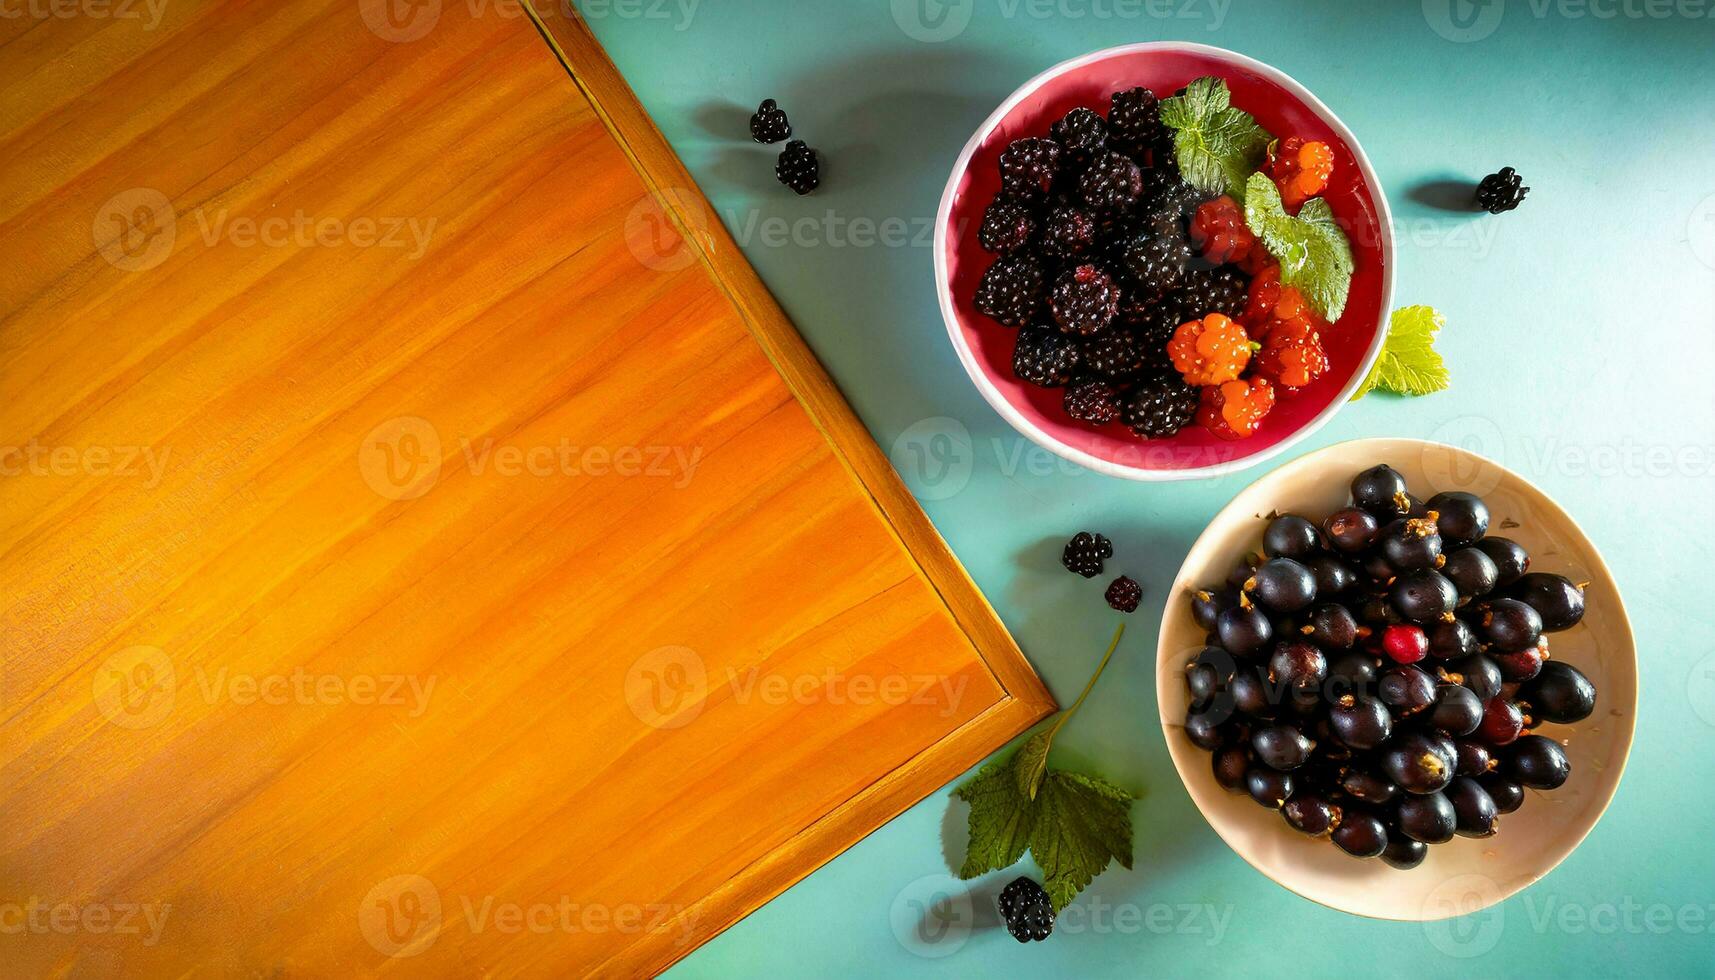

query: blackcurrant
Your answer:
[1427,491,1489,547]
[1248,557,1317,614]
[1268,641,1328,695]
[1330,693,1392,750]
[1245,766,1295,808]
[1441,547,1499,600]
[1478,773,1525,813]
[1308,604,1360,650]
[1226,554,1263,591]
[1309,556,1360,598]
[1380,832,1428,870]
[1380,517,1443,572]
[1520,661,1597,724]
[1282,793,1341,836]
[1351,464,1410,518]
[1397,791,1456,843]
[1474,536,1531,589]
[1508,572,1586,632]
[1506,734,1571,789]
[1476,598,1542,652]
[1184,705,1227,750]
[1454,739,1493,777]
[1264,514,1323,560]
[1230,665,1279,720]
[1323,507,1379,555]
[1446,776,1499,838]
[1492,639,1547,683]
[1430,684,1484,736]
[1186,662,1219,711]
[1253,724,1314,771]
[1477,697,1525,746]
[1452,654,1503,701]
[1332,809,1388,857]
[1217,603,1273,657]
[1361,552,1398,584]
[1190,587,1238,631]
[1213,745,1250,793]
[1379,665,1437,716]
[1427,619,1480,660]
[1390,569,1458,623]
[1341,770,1399,805]
[1325,651,1379,700]
[1383,731,1455,794]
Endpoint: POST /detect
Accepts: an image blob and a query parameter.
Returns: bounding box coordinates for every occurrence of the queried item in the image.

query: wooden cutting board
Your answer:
[0,2,1050,975]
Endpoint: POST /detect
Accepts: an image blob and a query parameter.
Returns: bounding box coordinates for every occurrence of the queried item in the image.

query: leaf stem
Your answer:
[1045,621,1125,742]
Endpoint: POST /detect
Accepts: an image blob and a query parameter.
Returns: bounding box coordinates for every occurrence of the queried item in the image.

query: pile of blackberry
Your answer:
[1180,464,1598,868]
[972,89,1249,440]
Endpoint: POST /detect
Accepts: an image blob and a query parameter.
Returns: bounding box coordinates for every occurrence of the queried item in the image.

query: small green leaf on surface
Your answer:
[1352,305,1451,399]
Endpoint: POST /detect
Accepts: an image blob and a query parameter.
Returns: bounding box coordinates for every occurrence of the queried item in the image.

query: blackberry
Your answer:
[1063,375,1122,424]
[749,99,791,144]
[1061,531,1113,578]
[1012,327,1081,387]
[1081,329,1149,379]
[1178,265,1251,320]
[1049,107,1107,170]
[973,254,1046,327]
[1106,575,1143,613]
[775,140,820,195]
[1107,87,1163,160]
[1077,150,1143,214]
[1050,264,1121,337]
[1119,231,1192,295]
[1139,170,1204,227]
[998,138,1062,200]
[997,876,1054,943]
[1476,166,1529,214]
[1123,371,1199,438]
[1040,205,1097,259]
[978,200,1035,253]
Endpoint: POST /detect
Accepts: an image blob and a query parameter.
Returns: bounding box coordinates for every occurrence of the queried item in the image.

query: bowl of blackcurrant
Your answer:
[1155,438,1636,919]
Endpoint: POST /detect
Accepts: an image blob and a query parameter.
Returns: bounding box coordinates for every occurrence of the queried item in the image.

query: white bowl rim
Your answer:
[1154,436,1639,919]
[933,42,1397,482]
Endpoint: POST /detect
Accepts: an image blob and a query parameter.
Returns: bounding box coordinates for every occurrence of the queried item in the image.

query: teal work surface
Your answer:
[581,2,1714,976]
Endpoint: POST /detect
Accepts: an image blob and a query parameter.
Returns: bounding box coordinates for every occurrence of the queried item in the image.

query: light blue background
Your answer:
[582,1,1715,975]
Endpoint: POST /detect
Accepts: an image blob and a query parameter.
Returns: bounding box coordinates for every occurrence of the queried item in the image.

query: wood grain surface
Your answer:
[0,0,1051,975]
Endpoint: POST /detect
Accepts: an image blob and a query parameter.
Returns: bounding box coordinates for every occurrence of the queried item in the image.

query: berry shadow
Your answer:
[1404,176,1481,215]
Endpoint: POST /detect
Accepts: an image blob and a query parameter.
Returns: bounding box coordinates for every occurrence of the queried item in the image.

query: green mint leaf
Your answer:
[953,759,1036,879]
[1159,77,1272,201]
[1013,729,1052,801]
[1029,771,1136,911]
[1353,306,1450,399]
[1243,173,1355,322]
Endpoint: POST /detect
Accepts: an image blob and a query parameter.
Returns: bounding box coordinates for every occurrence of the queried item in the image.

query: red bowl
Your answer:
[934,44,1394,481]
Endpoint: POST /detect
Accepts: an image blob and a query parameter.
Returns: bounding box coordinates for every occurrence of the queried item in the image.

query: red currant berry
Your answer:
[1382,624,1428,664]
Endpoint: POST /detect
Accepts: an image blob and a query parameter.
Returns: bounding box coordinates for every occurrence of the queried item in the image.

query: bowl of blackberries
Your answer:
[934,43,1393,481]
[1156,438,1636,919]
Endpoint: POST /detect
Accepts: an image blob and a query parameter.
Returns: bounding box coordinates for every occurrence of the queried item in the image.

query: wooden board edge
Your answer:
[519,4,1054,717]
[593,692,1051,977]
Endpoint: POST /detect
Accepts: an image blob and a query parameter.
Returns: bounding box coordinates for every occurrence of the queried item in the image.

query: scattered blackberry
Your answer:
[749,99,791,144]
[1077,151,1143,214]
[1040,205,1097,259]
[1106,575,1143,613]
[1119,231,1192,295]
[973,254,1046,327]
[1081,329,1149,379]
[1049,107,1107,170]
[1107,87,1163,160]
[998,876,1054,943]
[978,200,1035,253]
[1476,166,1529,214]
[1050,264,1121,336]
[1012,327,1081,387]
[1123,371,1199,438]
[999,138,1062,200]
[775,140,819,195]
[1178,265,1251,320]
[1063,376,1122,424]
[1061,531,1113,578]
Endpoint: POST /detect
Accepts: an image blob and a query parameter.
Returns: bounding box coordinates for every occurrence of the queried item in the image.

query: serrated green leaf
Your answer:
[1029,771,1136,911]
[1159,77,1272,201]
[1013,729,1052,801]
[953,759,1035,879]
[1244,173,1354,322]
[1353,306,1450,399]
